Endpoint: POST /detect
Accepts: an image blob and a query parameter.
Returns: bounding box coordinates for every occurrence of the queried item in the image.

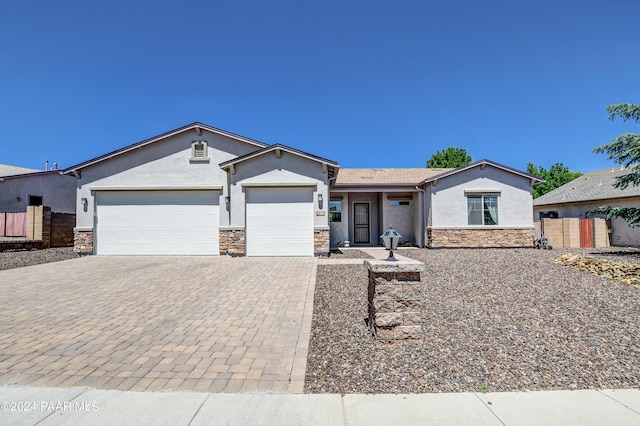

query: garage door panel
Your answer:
[96,191,219,255]
[246,188,314,257]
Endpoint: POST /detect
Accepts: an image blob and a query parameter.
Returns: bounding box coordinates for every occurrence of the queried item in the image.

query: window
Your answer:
[467,194,498,225]
[28,195,43,206]
[329,200,342,222]
[389,201,410,206]
[190,141,209,162]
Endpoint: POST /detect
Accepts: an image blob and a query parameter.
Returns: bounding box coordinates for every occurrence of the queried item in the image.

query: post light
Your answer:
[380,225,402,261]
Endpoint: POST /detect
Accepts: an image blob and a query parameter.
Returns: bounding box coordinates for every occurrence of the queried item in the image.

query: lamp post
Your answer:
[380,225,402,261]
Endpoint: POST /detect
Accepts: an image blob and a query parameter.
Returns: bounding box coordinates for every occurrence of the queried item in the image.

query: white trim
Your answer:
[89,186,223,191]
[73,227,93,232]
[240,182,317,188]
[464,189,502,194]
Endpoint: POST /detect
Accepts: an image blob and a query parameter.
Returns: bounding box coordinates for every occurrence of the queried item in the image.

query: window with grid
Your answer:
[190,141,209,161]
[467,194,498,225]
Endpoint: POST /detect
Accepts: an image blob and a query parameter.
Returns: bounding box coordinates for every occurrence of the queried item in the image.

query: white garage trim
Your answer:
[90,186,223,191]
[241,182,317,188]
[95,190,220,255]
[245,188,314,257]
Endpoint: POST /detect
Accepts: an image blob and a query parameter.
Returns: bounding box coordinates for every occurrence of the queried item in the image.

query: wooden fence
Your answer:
[0,212,27,237]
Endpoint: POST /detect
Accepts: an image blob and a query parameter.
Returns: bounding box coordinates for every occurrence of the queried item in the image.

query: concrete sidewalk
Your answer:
[1,386,639,425]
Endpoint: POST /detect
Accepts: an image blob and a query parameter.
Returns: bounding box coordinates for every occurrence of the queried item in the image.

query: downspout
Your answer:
[415,186,426,248]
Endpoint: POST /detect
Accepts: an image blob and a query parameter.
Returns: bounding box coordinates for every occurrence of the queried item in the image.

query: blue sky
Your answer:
[1,0,638,173]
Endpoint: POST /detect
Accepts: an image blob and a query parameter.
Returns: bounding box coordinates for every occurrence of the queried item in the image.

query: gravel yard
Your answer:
[328,249,374,259]
[305,247,640,393]
[0,247,77,271]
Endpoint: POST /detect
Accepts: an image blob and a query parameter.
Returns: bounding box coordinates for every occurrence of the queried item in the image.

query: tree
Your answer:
[590,103,640,226]
[526,162,583,199]
[426,147,472,168]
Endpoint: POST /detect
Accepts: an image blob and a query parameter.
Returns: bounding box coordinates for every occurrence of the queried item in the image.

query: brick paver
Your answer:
[0,256,316,393]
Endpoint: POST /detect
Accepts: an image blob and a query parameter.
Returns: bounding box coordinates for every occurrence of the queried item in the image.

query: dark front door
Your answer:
[354,203,370,244]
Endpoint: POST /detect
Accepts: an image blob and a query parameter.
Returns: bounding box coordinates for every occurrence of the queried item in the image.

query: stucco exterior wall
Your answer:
[380,192,416,245]
[228,150,330,230]
[0,173,76,213]
[429,166,534,228]
[534,197,640,246]
[74,129,256,229]
[329,192,349,247]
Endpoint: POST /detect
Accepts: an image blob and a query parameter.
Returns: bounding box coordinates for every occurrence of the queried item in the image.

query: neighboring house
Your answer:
[331,161,542,248]
[533,167,640,246]
[0,164,76,213]
[64,123,338,256]
[64,123,541,256]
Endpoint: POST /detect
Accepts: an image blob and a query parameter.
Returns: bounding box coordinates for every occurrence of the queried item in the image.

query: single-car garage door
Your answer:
[95,190,219,255]
[246,187,314,257]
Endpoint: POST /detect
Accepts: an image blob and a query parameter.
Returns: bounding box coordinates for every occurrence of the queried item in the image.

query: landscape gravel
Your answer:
[327,249,373,259]
[305,247,640,394]
[0,247,77,271]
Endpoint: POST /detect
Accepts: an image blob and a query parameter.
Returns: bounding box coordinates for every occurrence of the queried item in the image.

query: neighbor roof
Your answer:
[533,166,640,206]
[334,168,452,186]
[65,122,268,173]
[0,164,41,177]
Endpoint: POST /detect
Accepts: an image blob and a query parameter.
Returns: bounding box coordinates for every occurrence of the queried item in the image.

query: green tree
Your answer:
[526,162,583,199]
[590,103,640,226]
[426,147,472,168]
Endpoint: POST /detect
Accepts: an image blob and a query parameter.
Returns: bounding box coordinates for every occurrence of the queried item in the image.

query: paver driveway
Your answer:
[0,256,316,393]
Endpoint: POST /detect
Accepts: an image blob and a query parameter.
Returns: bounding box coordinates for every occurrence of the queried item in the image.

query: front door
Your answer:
[354,203,370,244]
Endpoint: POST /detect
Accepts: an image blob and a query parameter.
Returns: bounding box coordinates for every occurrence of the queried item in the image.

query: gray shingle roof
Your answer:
[0,164,41,177]
[533,166,640,206]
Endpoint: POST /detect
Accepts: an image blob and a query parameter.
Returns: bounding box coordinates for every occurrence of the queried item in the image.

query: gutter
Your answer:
[416,186,426,248]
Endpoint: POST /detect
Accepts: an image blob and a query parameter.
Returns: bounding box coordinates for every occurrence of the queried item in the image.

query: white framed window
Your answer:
[329,200,342,222]
[190,141,209,162]
[467,194,498,225]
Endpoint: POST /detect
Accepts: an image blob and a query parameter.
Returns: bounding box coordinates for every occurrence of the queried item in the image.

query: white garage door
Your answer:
[96,191,219,255]
[246,188,314,257]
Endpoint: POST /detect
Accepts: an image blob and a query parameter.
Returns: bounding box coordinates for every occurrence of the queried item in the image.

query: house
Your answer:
[331,161,542,248]
[533,167,640,246]
[64,123,338,256]
[0,164,76,213]
[64,123,540,256]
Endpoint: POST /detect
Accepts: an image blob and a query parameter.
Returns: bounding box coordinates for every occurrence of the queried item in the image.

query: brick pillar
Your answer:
[366,259,425,340]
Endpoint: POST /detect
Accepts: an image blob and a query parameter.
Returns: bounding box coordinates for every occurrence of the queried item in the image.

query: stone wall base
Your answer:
[74,230,94,255]
[314,229,330,257]
[219,229,245,256]
[427,228,534,248]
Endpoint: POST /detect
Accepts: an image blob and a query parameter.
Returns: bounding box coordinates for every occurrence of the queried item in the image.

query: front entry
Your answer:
[354,202,370,244]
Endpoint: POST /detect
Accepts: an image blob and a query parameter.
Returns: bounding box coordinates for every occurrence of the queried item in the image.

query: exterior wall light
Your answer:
[81,197,88,212]
[317,193,323,209]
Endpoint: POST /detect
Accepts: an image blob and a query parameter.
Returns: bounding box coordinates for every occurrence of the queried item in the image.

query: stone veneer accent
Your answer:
[366,260,425,340]
[73,230,94,255]
[314,228,330,257]
[427,228,534,248]
[219,229,246,256]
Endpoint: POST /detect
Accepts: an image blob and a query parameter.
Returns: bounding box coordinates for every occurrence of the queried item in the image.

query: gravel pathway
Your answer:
[305,247,640,393]
[327,249,373,259]
[0,247,77,271]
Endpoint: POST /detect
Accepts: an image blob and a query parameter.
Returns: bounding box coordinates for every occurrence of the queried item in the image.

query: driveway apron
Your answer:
[0,256,316,393]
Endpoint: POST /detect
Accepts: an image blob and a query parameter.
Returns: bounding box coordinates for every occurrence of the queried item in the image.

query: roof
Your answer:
[0,164,41,177]
[334,168,452,186]
[422,159,542,184]
[220,143,339,168]
[533,166,640,206]
[65,122,269,173]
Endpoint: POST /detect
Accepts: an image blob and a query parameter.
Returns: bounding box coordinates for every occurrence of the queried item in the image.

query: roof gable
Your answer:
[533,166,640,206]
[219,143,339,177]
[64,122,268,173]
[422,159,542,184]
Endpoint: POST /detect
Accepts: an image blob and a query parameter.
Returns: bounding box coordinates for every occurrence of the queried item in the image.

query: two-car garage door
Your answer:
[95,191,219,255]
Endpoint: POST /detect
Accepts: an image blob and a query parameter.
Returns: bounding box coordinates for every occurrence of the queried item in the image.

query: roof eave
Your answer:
[64,122,269,174]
